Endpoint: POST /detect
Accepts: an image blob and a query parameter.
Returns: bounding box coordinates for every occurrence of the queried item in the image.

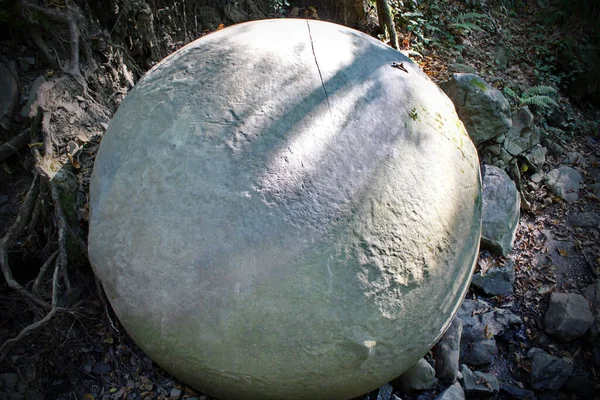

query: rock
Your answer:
[17,56,35,73]
[502,107,537,157]
[20,75,46,120]
[569,212,600,229]
[460,338,496,366]
[440,73,512,145]
[563,375,594,397]
[459,365,499,396]
[524,145,547,171]
[398,358,437,392]
[584,280,600,338]
[530,173,544,183]
[480,165,520,255]
[541,137,564,156]
[545,166,582,204]
[593,343,600,367]
[88,19,483,400]
[434,382,464,400]
[449,63,477,74]
[499,383,534,398]
[544,292,594,341]
[458,299,520,366]
[0,62,19,130]
[471,261,514,296]
[527,347,572,390]
[565,151,586,166]
[170,388,182,399]
[376,383,394,400]
[434,317,462,382]
[511,106,534,132]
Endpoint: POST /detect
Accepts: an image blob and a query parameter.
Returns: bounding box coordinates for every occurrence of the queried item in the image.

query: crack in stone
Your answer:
[306,20,335,134]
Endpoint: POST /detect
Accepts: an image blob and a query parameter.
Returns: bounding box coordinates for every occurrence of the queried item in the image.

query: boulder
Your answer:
[440,73,511,145]
[544,292,594,341]
[398,358,437,392]
[0,62,19,130]
[502,107,537,157]
[524,145,547,172]
[480,165,520,255]
[434,316,462,382]
[527,347,572,390]
[88,20,482,400]
[545,166,582,204]
[434,382,464,400]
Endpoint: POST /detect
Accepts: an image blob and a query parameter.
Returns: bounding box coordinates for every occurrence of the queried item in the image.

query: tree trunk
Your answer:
[375,0,399,49]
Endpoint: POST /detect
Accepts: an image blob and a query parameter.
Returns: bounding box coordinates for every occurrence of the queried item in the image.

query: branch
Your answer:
[0,129,31,163]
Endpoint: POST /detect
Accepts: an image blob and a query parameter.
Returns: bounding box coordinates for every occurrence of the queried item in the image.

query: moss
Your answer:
[471,78,488,91]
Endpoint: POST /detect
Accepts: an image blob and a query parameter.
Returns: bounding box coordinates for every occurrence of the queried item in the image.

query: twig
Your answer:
[0,129,31,163]
[0,174,50,309]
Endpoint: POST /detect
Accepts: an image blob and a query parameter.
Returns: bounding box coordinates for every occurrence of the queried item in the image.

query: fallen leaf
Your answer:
[558,248,568,257]
[217,23,225,30]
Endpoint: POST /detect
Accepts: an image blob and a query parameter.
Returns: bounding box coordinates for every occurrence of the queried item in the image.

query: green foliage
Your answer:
[541,0,600,42]
[267,0,289,15]
[520,95,559,110]
[450,12,488,34]
[503,87,518,103]
[522,85,558,98]
[517,85,559,113]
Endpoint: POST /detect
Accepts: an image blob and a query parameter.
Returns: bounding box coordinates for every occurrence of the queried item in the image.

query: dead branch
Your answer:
[0,174,50,310]
[0,129,31,163]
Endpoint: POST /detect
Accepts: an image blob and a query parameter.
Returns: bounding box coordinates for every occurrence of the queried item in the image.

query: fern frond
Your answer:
[523,85,558,99]
[503,87,518,102]
[544,126,565,136]
[520,95,559,109]
[450,22,484,32]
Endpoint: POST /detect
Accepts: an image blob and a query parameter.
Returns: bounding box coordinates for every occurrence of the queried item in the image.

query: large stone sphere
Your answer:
[89,19,482,400]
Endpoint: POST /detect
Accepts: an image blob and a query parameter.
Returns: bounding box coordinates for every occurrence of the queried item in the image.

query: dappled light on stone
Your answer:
[88,19,482,400]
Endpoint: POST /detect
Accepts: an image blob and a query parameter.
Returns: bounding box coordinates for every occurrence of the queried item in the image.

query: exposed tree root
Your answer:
[0,129,31,163]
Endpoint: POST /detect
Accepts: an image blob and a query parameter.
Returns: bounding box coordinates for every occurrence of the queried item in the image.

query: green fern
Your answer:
[523,85,558,99]
[520,95,559,110]
[450,22,484,33]
[503,87,518,103]
[544,126,565,136]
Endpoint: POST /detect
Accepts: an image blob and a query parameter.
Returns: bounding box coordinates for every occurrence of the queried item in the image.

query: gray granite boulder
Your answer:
[480,165,520,255]
[544,292,594,341]
[546,166,582,204]
[88,20,482,400]
[0,62,18,130]
[440,73,511,145]
[527,347,572,390]
[398,358,437,392]
[502,107,538,157]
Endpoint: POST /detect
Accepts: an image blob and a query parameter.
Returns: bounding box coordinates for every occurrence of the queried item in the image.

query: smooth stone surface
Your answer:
[527,347,572,390]
[89,19,482,400]
[546,166,582,204]
[434,316,462,382]
[440,73,511,145]
[544,292,594,341]
[480,165,520,256]
[398,358,437,392]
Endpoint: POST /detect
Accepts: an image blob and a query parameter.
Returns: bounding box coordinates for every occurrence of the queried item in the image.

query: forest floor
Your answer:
[0,0,599,399]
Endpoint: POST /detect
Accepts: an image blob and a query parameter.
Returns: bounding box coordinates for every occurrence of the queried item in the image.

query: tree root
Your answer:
[0,129,31,163]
